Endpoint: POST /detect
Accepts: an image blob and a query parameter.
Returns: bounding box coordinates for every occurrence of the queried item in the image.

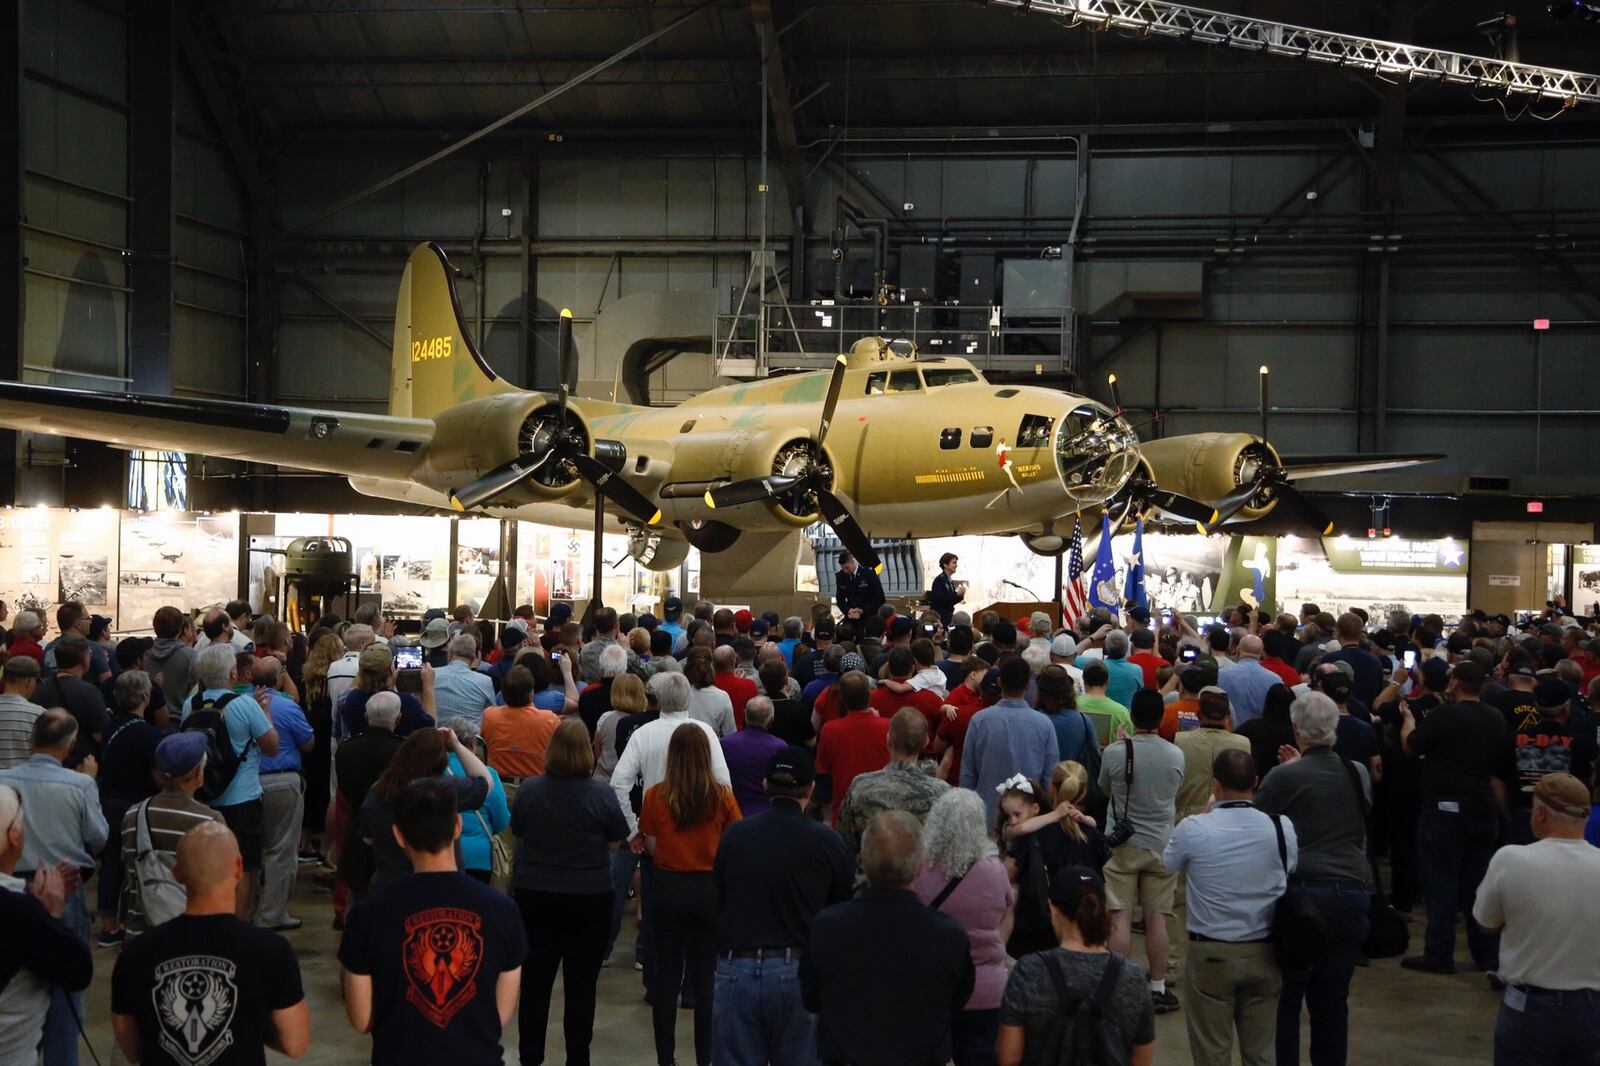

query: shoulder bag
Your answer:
[1102,739,1135,849]
[928,867,968,910]
[1341,759,1409,959]
[1269,813,1327,971]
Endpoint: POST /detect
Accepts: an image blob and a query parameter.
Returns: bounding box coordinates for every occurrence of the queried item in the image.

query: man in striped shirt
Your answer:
[0,656,42,769]
[119,732,222,935]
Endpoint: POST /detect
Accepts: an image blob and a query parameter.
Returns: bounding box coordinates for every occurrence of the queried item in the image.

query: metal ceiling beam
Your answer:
[289,0,722,235]
[175,3,274,205]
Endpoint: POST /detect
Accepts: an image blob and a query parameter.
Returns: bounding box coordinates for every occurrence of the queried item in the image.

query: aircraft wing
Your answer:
[0,381,432,480]
[1279,453,1444,481]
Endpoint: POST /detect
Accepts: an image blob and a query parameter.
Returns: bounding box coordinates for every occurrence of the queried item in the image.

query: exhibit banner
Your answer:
[0,506,118,624]
[120,512,239,629]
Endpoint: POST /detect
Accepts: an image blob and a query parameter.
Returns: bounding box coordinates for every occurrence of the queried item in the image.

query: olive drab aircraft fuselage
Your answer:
[0,243,1438,573]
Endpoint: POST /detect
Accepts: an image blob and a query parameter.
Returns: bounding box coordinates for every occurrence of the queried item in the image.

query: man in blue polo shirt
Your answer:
[186,643,278,920]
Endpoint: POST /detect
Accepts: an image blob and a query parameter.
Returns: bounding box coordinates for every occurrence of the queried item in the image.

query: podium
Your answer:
[977,601,1064,629]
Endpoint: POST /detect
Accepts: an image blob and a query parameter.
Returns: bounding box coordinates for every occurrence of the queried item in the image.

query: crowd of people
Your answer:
[1,580,1599,1066]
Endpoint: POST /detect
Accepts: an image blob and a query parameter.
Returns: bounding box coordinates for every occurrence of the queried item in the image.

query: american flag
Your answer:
[1062,517,1089,627]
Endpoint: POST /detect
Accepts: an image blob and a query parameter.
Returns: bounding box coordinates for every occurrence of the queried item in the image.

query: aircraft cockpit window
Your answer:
[865,372,887,395]
[971,427,994,448]
[887,369,922,393]
[923,368,979,389]
[1018,414,1055,448]
[939,428,962,450]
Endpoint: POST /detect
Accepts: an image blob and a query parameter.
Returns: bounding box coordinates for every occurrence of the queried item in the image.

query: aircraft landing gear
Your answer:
[1020,530,1067,556]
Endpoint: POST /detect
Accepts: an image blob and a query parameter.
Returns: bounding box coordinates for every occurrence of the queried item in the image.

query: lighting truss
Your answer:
[983,0,1600,106]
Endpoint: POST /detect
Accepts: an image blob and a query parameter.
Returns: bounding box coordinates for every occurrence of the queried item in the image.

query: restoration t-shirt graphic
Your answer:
[111,913,304,1066]
[341,870,528,1064]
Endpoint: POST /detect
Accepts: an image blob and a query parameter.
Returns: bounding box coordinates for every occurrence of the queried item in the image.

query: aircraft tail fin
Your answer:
[389,242,512,419]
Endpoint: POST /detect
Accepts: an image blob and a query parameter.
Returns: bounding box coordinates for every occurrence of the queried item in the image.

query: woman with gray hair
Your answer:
[442,716,511,885]
[1256,690,1373,1066]
[915,788,1015,1066]
[96,668,163,946]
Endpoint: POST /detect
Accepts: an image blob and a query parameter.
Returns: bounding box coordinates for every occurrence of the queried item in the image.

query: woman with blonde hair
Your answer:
[915,788,1015,1066]
[593,671,646,783]
[511,718,629,1066]
[638,724,741,1066]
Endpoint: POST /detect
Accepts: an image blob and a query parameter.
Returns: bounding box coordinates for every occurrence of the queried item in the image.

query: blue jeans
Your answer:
[1493,987,1600,1065]
[1276,881,1369,1066]
[712,955,818,1066]
[1418,804,1501,970]
[43,886,90,1066]
[608,847,640,961]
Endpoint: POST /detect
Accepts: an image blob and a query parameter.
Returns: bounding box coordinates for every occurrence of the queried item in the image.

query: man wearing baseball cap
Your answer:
[119,732,224,933]
[1504,677,1599,845]
[712,747,850,1063]
[1473,772,1600,1063]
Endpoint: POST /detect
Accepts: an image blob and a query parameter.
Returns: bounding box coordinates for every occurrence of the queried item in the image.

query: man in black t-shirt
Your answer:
[1486,666,1540,735]
[1504,678,1599,844]
[1372,657,1449,910]
[340,779,526,1065]
[112,822,309,1065]
[1400,662,1505,975]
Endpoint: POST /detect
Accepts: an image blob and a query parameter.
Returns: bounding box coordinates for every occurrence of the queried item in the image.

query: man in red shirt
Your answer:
[815,671,890,825]
[1127,627,1169,690]
[713,645,758,730]
[1260,632,1303,686]
[7,611,46,664]
[933,655,993,783]
[868,647,945,737]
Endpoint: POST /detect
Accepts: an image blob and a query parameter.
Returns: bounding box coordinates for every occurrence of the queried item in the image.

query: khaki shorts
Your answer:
[1103,844,1177,914]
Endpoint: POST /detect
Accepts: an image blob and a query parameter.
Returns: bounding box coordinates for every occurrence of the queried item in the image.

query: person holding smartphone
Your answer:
[930,554,964,630]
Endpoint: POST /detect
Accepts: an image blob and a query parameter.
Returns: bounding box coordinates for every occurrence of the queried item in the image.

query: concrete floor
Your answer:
[78,872,1500,1065]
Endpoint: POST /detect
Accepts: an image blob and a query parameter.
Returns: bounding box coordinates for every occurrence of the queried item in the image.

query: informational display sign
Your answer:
[1320,536,1468,575]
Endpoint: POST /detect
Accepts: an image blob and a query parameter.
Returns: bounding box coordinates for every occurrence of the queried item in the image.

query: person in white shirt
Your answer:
[1164,747,1296,1066]
[907,638,949,698]
[1473,772,1600,1065]
[610,672,730,837]
[328,625,374,736]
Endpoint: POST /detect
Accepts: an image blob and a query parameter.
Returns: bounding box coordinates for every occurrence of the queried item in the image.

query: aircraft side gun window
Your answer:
[939,428,962,450]
[970,426,994,449]
[923,368,980,388]
[1017,414,1055,448]
[865,372,887,395]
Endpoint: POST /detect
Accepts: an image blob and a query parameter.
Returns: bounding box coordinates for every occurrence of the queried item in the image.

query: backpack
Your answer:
[181,692,252,804]
[1025,952,1130,1066]
[131,800,188,927]
[1066,710,1104,801]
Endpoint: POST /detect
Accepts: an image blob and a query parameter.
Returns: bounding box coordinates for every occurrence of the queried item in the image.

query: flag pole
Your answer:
[1054,548,1065,630]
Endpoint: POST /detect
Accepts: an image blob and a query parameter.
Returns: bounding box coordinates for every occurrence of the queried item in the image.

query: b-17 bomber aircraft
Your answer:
[0,243,1438,574]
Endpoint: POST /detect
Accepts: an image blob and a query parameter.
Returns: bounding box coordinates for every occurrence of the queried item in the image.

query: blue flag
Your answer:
[1088,513,1120,611]
[1123,516,1147,613]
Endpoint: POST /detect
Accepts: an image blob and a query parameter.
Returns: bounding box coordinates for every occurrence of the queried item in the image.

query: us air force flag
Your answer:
[1123,517,1147,613]
[1088,513,1120,611]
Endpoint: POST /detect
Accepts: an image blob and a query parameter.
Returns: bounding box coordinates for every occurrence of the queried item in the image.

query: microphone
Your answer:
[1002,578,1041,598]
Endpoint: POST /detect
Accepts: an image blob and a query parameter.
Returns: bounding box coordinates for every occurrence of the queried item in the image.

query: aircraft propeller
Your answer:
[703,354,884,574]
[449,309,662,526]
[1200,366,1333,536]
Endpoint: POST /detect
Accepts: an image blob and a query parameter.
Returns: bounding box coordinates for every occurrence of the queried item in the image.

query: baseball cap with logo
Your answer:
[765,746,816,787]
[358,644,394,671]
[1050,634,1077,657]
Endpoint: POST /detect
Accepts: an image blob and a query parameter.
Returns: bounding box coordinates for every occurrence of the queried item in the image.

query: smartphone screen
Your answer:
[1403,649,1417,670]
[1180,646,1199,662]
[551,651,563,662]
[392,645,423,670]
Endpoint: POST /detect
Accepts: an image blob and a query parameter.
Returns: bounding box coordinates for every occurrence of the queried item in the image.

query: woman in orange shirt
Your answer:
[482,666,561,799]
[637,723,741,1066]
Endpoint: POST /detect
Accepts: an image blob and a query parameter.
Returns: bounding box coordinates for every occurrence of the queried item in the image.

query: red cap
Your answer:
[733,609,753,631]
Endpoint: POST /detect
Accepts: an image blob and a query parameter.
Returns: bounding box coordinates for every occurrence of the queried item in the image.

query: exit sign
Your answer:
[1527,501,1545,514]
[1533,318,1551,331]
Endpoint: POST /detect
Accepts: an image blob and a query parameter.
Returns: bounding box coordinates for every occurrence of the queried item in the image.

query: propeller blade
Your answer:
[815,486,882,574]
[449,452,552,511]
[1268,481,1335,536]
[704,475,803,510]
[816,354,848,448]
[556,308,574,428]
[1145,487,1219,526]
[1203,480,1265,533]
[569,451,662,526]
[1258,364,1270,442]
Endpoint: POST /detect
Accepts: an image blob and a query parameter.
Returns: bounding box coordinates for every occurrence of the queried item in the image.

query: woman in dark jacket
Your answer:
[930,552,964,629]
[511,718,629,1066]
